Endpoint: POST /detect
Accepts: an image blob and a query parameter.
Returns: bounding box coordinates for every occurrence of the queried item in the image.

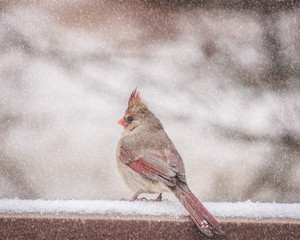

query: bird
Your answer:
[116,88,225,237]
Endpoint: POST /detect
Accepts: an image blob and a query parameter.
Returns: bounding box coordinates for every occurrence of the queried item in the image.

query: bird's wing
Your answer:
[119,145,186,187]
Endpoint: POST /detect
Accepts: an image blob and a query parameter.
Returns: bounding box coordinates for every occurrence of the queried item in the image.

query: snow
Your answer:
[0,1,299,203]
[0,199,299,219]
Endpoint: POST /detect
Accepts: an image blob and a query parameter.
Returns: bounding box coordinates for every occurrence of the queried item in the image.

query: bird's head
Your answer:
[118,88,162,131]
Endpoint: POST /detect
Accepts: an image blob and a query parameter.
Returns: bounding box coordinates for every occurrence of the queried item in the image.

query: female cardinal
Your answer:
[116,89,224,237]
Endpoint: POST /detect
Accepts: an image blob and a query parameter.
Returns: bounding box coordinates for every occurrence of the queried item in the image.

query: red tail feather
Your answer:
[187,191,223,233]
[172,186,225,237]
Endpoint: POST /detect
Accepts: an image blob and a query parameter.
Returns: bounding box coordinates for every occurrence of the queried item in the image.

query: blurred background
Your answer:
[0,0,299,203]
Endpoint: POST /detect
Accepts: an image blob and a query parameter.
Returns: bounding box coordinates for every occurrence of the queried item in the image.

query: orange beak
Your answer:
[118,118,127,127]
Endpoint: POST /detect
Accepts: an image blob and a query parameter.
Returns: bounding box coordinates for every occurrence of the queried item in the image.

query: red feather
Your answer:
[127,158,157,176]
[175,189,225,236]
[128,88,142,107]
[119,147,178,186]
[177,190,213,236]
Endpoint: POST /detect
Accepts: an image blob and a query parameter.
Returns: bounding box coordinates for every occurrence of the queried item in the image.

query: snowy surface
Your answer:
[0,199,300,219]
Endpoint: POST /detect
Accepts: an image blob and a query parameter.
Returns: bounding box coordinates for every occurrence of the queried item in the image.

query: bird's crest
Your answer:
[128,88,143,107]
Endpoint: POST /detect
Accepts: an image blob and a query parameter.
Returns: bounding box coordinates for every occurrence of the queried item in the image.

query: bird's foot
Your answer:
[120,198,129,201]
[131,197,149,201]
[128,192,162,202]
[143,193,163,202]
[120,197,148,201]
[130,191,144,201]
[154,193,162,201]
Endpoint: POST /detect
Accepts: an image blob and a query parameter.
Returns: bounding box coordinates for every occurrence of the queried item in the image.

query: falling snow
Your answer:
[0,1,299,203]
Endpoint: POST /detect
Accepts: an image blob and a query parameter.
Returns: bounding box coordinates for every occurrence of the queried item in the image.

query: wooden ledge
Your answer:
[1,213,299,240]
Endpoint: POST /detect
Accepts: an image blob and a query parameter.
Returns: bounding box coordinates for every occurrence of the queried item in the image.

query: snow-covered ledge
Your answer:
[0,199,300,219]
[1,199,300,240]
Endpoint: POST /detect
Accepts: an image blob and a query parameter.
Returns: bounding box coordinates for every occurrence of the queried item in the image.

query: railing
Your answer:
[1,213,300,240]
[0,200,299,239]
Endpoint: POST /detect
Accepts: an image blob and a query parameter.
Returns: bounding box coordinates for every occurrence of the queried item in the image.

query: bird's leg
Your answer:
[155,193,162,201]
[130,190,143,201]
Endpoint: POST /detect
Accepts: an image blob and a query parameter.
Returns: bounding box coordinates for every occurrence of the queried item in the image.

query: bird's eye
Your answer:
[126,116,134,123]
